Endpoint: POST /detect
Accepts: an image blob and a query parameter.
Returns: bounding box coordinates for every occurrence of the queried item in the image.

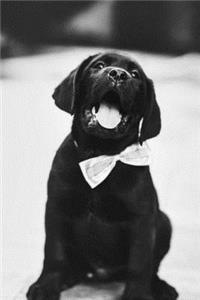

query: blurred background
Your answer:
[1,1,200,300]
[1,0,200,57]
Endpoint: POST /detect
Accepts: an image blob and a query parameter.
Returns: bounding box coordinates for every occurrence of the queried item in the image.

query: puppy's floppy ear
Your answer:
[52,54,99,114]
[139,78,161,143]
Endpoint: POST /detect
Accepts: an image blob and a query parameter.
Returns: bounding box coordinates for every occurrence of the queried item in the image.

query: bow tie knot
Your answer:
[79,143,151,188]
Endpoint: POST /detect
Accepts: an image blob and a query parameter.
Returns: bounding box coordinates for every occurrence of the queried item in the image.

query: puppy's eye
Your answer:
[94,61,105,70]
[131,70,140,79]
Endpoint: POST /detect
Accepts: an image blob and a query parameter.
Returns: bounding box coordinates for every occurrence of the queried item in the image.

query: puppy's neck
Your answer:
[72,128,139,161]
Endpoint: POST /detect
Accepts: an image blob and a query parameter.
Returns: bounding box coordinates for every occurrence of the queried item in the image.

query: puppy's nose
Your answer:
[108,68,128,83]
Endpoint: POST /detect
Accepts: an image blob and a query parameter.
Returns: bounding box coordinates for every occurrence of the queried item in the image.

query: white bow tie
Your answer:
[79,142,151,188]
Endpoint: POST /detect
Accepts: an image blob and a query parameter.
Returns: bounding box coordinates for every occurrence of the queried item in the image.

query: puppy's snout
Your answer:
[108,68,128,83]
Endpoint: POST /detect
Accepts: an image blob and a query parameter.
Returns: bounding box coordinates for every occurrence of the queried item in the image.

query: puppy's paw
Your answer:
[26,272,63,300]
[122,296,153,300]
[122,285,153,300]
[152,277,178,300]
[27,283,59,300]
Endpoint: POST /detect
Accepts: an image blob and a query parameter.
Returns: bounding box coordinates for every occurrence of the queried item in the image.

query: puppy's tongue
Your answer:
[96,103,121,129]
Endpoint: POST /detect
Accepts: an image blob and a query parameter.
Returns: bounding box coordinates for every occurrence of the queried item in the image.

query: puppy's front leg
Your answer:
[122,215,155,300]
[27,199,80,300]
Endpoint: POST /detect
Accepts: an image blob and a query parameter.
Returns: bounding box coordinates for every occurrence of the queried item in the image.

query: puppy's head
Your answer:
[53,52,161,146]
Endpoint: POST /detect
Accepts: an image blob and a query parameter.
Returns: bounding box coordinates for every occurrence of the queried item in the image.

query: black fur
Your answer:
[27,52,178,300]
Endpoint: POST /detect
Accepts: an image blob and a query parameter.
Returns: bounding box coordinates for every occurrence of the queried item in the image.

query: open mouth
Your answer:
[83,90,130,133]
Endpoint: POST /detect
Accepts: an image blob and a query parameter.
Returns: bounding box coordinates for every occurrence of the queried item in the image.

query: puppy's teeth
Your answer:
[92,107,96,115]
[123,116,128,121]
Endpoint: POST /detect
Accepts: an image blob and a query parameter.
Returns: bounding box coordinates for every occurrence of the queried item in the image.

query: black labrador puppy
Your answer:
[27,52,178,300]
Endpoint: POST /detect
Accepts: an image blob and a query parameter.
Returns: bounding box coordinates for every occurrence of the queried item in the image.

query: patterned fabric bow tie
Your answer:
[79,142,151,188]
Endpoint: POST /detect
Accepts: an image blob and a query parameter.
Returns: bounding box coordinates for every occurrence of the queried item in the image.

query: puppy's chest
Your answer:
[87,163,142,222]
[88,192,128,222]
